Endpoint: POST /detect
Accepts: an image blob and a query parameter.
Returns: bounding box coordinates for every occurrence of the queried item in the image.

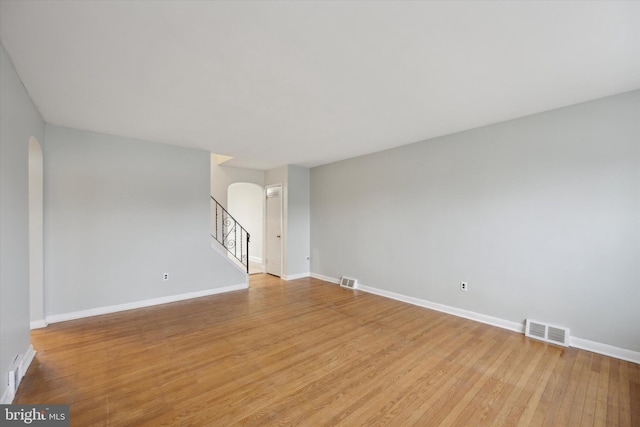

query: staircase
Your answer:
[211,196,250,273]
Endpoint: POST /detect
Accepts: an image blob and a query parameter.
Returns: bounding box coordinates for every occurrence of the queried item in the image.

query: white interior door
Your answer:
[266,185,282,277]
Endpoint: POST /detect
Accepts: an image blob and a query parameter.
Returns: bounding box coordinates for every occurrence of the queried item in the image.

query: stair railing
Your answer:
[211,196,250,273]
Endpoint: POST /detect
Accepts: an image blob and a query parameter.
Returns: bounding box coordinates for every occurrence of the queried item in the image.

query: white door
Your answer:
[266,185,282,277]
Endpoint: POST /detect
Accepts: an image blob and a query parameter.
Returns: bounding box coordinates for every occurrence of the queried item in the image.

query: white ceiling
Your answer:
[1,1,638,170]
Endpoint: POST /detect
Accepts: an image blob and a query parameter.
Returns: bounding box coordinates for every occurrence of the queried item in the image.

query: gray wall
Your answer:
[311,90,640,352]
[287,166,311,277]
[44,125,245,316]
[0,44,45,393]
[28,137,44,324]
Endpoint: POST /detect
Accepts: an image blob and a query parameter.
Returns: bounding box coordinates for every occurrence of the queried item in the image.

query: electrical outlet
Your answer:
[460,281,468,292]
[163,273,169,281]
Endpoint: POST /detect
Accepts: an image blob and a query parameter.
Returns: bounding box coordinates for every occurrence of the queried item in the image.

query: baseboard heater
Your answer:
[525,319,570,347]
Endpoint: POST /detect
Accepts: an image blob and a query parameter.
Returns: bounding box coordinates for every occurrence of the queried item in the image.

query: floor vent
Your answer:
[340,277,357,289]
[525,319,570,347]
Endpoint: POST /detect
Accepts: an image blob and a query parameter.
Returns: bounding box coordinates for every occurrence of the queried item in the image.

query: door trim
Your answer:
[265,183,283,277]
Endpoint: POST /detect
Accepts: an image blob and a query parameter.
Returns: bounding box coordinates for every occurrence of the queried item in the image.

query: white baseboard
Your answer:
[571,337,640,364]
[46,284,248,324]
[19,345,36,382]
[282,272,310,281]
[310,273,340,284]
[311,273,640,364]
[1,344,36,404]
[356,283,523,334]
[0,386,11,405]
[30,319,48,330]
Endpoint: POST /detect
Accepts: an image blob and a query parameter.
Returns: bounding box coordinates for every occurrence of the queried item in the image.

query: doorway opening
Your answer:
[265,184,283,277]
[228,182,264,275]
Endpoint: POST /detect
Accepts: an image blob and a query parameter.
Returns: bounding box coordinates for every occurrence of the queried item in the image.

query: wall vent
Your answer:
[525,319,570,347]
[340,277,357,289]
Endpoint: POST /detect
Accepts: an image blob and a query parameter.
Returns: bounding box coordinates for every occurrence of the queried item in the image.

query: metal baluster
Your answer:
[246,230,250,274]
[210,196,250,272]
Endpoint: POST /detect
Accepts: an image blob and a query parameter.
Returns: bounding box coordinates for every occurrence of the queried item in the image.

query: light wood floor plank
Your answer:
[536,346,578,426]
[594,356,611,426]
[346,324,494,425]
[475,338,547,426]
[631,368,640,427]
[312,317,471,425]
[607,358,621,426]
[618,360,632,427]
[418,332,524,426]
[580,354,601,427]
[14,274,640,426]
[512,345,562,426]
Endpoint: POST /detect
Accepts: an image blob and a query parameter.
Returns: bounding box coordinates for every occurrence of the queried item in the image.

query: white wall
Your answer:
[228,182,263,262]
[0,43,45,401]
[210,158,264,208]
[311,90,640,353]
[44,125,246,317]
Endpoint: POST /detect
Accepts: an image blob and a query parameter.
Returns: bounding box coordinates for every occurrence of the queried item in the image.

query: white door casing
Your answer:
[265,185,282,277]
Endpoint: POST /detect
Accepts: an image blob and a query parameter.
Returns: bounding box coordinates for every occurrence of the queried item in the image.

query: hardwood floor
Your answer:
[15,275,639,426]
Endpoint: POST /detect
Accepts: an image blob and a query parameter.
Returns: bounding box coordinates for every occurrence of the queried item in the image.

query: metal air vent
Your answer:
[525,319,570,347]
[340,277,357,289]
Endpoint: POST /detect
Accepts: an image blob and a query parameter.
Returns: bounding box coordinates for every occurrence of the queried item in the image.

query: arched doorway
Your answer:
[28,136,45,327]
[228,182,264,274]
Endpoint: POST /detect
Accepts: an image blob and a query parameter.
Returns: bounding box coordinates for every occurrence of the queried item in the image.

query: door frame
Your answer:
[265,183,283,277]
